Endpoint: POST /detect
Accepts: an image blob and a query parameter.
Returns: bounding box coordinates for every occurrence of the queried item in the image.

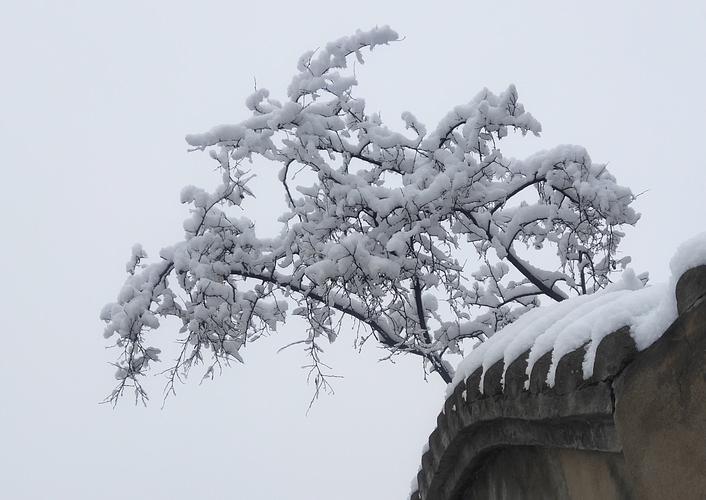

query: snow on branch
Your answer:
[102,26,639,404]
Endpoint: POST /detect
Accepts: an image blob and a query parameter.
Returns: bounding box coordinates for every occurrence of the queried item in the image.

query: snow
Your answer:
[669,231,706,280]
[448,232,706,397]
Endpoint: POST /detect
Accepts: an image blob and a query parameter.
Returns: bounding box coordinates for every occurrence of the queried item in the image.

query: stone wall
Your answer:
[460,447,629,500]
[411,266,706,500]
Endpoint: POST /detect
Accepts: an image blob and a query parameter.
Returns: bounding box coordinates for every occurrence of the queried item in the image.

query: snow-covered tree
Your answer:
[101,26,639,403]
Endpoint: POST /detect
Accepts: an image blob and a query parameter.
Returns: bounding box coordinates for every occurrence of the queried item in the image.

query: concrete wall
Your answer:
[411,265,706,500]
[461,447,629,500]
[613,266,706,499]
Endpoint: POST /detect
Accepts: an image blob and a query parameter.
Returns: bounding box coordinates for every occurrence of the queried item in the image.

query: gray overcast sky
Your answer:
[1,1,705,499]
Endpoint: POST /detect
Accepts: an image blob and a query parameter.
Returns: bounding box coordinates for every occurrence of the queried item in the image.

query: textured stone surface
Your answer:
[502,350,529,398]
[461,447,630,500]
[482,361,504,396]
[464,369,482,401]
[429,417,620,500]
[614,297,706,500]
[528,351,552,394]
[590,326,636,382]
[552,345,586,394]
[676,265,706,314]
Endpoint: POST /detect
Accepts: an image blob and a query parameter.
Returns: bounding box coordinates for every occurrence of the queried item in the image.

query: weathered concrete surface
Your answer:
[461,447,630,500]
[614,275,706,500]
[412,265,706,500]
[676,265,706,314]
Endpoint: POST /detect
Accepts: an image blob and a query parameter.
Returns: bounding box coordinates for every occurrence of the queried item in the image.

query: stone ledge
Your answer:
[411,266,706,500]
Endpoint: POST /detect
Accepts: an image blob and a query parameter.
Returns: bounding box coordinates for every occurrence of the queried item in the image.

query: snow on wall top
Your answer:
[447,232,706,397]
